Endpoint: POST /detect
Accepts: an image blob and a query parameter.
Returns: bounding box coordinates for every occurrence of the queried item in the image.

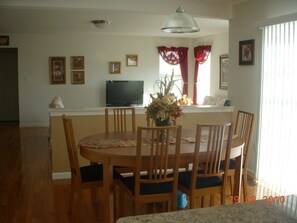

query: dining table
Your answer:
[79,129,245,223]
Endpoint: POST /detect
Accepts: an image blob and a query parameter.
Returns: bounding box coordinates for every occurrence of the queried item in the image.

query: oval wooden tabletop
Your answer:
[79,129,244,166]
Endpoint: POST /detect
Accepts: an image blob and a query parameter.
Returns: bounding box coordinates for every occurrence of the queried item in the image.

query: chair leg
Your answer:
[230,175,234,195]
[210,195,215,206]
[190,194,195,209]
[119,186,125,217]
[91,188,99,203]
[161,202,166,212]
[221,191,226,205]
[167,200,172,211]
[242,173,248,202]
[172,195,177,211]
[134,200,140,216]
[152,202,157,212]
[113,182,119,210]
[201,196,205,208]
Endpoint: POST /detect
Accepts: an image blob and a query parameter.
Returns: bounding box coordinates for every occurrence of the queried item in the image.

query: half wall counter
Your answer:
[49,105,234,179]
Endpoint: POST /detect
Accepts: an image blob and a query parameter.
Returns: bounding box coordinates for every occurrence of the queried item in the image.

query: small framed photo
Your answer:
[49,57,66,84]
[109,61,121,74]
[219,54,229,90]
[126,54,138,66]
[0,36,9,45]
[71,71,85,84]
[239,39,255,65]
[70,56,84,70]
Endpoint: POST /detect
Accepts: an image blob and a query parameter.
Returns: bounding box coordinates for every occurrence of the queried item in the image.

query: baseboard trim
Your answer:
[52,172,71,179]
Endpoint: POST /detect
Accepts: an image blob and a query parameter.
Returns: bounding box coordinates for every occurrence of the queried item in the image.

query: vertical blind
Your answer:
[258,20,297,195]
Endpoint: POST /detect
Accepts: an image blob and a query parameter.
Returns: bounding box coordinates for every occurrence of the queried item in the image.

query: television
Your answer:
[106,80,144,107]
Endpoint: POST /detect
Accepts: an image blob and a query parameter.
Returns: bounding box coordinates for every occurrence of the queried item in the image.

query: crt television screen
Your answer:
[106,80,144,107]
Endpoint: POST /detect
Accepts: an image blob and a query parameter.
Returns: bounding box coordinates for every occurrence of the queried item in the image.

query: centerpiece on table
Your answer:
[146,72,182,126]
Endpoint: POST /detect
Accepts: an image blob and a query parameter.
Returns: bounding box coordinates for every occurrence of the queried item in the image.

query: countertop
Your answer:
[116,195,297,223]
[48,105,234,116]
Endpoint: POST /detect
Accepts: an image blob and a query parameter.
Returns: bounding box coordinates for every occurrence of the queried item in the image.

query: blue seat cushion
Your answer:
[120,175,173,195]
[178,171,223,190]
[220,159,236,170]
[80,164,121,183]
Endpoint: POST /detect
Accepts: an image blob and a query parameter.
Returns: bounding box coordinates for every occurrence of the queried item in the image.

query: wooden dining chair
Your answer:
[146,116,155,127]
[105,107,136,133]
[105,107,136,175]
[62,115,104,212]
[178,123,234,208]
[117,125,182,216]
[227,110,255,201]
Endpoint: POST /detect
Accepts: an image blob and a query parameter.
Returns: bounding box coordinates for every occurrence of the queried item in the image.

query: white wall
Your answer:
[9,33,190,126]
[6,31,228,127]
[229,0,297,177]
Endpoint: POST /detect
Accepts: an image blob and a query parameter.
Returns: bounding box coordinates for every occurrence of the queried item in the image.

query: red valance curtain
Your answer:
[157,46,189,95]
[193,45,211,104]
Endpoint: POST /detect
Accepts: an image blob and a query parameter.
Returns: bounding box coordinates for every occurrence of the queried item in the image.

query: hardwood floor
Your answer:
[0,123,266,223]
[0,123,53,223]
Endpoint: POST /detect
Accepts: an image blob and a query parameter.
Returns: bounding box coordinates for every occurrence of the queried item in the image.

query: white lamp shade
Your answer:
[161,5,200,33]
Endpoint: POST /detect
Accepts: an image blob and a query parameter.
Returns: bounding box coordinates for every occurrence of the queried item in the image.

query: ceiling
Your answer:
[0,0,248,38]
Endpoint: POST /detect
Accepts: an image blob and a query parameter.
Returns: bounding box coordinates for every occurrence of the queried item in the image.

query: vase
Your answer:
[155,118,172,126]
[155,118,171,142]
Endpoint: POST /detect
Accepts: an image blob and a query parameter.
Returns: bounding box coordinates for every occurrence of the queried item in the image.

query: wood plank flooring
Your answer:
[0,123,266,223]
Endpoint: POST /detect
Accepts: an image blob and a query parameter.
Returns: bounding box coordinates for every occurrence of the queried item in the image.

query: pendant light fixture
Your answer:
[161,0,200,33]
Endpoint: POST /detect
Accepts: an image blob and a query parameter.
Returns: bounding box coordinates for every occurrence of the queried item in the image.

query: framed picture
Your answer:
[109,61,121,74]
[126,54,138,66]
[71,71,85,84]
[219,54,229,90]
[239,39,255,65]
[0,36,9,45]
[49,57,66,84]
[70,56,84,70]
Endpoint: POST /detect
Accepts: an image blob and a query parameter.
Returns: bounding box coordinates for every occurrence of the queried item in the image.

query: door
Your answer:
[0,48,19,122]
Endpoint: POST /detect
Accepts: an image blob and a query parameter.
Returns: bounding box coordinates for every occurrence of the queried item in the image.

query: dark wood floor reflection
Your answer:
[0,124,265,223]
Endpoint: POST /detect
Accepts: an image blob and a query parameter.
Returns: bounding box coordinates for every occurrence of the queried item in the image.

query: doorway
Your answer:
[0,48,19,122]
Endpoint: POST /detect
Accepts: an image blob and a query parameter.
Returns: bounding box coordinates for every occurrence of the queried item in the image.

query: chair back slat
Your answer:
[135,125,182,186]
[202,125,226,175]
[192,123,233,190]
[105,107,136,133]
[234,110,255,168]
[62,115,81,179]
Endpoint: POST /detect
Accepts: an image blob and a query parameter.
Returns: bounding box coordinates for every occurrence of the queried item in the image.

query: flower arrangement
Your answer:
[146,72,182,122]
[178,94,193,106]
[146,94,182,121]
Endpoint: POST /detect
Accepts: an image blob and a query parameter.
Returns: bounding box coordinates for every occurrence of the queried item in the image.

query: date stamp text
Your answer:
[229,195,285,204]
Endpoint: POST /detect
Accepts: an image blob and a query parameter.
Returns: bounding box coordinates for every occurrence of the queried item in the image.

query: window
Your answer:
[258,20,297,195]
[196,53,211,104]
[159,55,183,98]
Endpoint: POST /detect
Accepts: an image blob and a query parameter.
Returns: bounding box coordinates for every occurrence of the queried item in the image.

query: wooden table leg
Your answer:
[233,146,243,203]
[103,158,114,223]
